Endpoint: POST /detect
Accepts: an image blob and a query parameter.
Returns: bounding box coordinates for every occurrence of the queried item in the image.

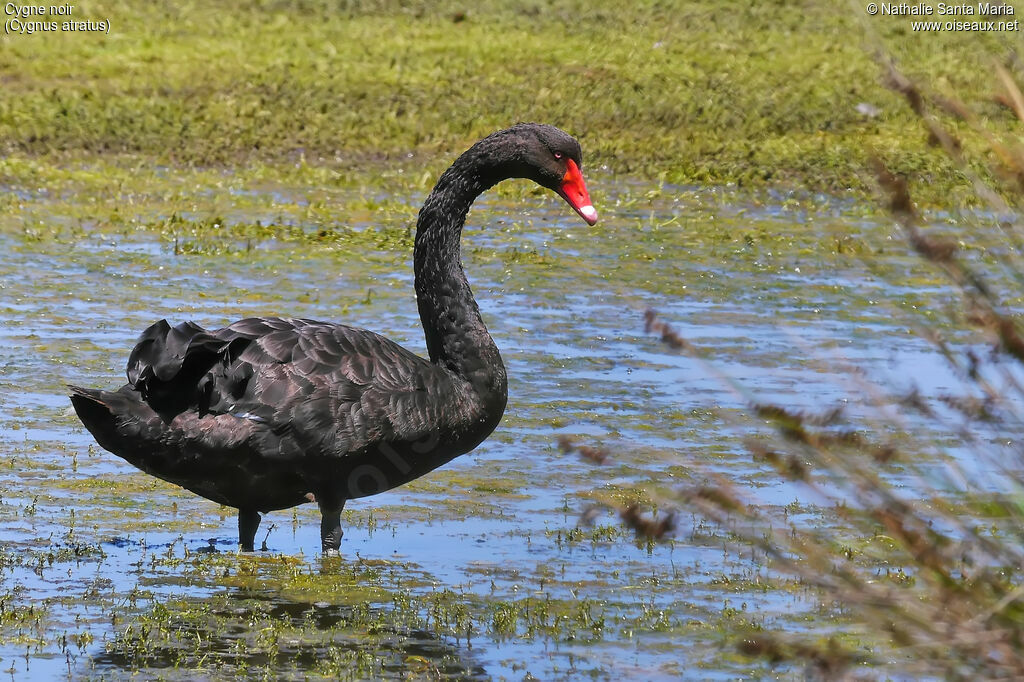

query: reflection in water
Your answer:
[93,590,488,680]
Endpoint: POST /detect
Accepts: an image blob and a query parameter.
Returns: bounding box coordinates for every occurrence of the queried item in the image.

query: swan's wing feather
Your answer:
[125,317,470,457]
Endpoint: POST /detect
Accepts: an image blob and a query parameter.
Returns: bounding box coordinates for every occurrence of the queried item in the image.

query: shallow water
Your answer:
[0,174,1012,679]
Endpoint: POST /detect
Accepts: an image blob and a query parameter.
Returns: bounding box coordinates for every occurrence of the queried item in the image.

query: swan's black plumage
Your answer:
[69,123,597,554]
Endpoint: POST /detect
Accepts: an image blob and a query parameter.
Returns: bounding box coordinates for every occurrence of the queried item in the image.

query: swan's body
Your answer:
[70,123,597,554]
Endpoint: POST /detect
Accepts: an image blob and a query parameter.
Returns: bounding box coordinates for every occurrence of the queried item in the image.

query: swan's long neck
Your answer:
[414,152,508,408]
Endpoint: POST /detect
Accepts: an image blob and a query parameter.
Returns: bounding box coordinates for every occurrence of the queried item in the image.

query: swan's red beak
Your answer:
[557,159,598,225]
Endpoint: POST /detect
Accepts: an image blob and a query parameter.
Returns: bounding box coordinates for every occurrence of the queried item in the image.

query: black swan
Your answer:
[70,123,597,555]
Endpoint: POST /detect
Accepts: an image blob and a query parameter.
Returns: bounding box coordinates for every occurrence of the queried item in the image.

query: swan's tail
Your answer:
[69,385,111,426]
[69,385,117,444]
[69,385,152,456]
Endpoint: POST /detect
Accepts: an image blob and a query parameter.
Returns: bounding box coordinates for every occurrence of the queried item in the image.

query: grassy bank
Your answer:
[0,0,1021,203]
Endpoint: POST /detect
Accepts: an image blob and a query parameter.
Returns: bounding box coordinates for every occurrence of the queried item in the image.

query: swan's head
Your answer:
[488,123,598,226]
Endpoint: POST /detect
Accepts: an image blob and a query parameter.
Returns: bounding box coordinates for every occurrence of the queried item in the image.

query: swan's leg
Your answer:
[238,509,261,552]
[318,499,346,556]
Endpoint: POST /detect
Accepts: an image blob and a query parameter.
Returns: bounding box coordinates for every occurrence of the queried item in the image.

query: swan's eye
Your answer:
[553,151,563,160]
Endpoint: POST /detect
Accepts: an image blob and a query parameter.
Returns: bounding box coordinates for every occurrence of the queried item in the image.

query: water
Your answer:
[0,177,1013,679]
